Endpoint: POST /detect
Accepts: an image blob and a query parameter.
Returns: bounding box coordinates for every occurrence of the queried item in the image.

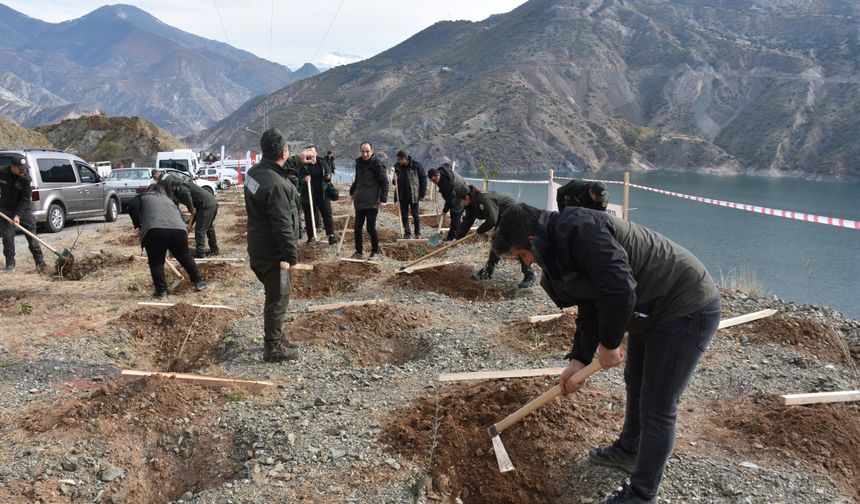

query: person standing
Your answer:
[244,127,315,363]
[170,178,220,258]
[393,150,427,238]
[455,184,535,288]
[127,183,206,298]
[298,148,337,245]
[492,203,721,504]
[426,162,465,242]
[348,142,388,260]
[0,155,46,272]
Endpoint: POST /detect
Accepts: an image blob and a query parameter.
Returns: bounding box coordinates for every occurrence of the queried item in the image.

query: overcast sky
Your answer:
[4,0,528,68]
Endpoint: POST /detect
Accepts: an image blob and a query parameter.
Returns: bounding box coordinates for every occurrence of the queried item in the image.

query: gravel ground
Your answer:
[0,189,857,503]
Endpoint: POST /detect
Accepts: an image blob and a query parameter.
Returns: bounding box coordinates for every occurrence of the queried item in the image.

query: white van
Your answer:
[93,161,112,178]
[155,149,200,175]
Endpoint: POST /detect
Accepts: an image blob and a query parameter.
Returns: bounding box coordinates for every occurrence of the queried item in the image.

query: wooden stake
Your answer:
[121,369,274,389]
[398,261,452,274]
[623,172,630,221]
[439,367,565,382]
[138,302,235,310]
[338,257,380,265]
[308,299,380,312]
[336,214,350,257]
[529,313,564,324]
[718,309,777,329]
[781,390,859,406]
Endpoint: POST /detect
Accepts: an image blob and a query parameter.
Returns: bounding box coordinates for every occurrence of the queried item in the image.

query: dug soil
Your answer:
[381,241,439,262]
[497,313,577,357]
[291,260,382,299]
[172,262,249,294]
[380,378,624,504]
[725,315,854,364]
[61,251,137,281]
[386,264,508,301]
[118,304,236,372]
[285,303,432,366]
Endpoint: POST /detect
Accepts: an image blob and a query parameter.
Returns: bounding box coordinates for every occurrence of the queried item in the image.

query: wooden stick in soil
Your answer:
[306,177,318,241]
[400,231,476,270]
[336,214,350,257]
[781,390,859,406]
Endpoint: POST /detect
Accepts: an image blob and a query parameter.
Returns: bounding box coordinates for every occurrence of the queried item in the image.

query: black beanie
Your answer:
[260,128,286,159]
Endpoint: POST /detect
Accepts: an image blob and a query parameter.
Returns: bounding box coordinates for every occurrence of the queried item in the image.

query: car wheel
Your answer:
[204,186,215,195]
[46,203,65,233]
[105,198,119,222]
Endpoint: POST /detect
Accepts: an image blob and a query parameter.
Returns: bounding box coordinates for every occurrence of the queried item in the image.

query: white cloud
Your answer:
[317,52,365,68]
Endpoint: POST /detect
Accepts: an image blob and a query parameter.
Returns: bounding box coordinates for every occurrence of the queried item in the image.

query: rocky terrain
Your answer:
[0,4,318,137]
[196,0,860,178]
[0,187,857,503]
[0,117,53,150]
[33,115,185,167]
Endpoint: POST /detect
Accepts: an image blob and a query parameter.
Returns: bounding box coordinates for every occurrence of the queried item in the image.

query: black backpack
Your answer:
[556,179,608,211]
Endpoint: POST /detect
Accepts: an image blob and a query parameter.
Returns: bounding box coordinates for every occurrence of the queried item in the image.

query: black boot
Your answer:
[471,263,495,280]
[517,270,536,289]
[263,340,299,362]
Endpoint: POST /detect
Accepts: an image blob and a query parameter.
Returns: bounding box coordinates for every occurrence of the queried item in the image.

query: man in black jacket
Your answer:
[245,128,315,363]
[348,142,388,260]
[393,150,427,238]
[492,203,720,504]
[0,155,46,271]
[427,162,465,241]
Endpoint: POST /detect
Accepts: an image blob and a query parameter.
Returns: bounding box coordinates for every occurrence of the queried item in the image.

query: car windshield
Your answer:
[107,169,149,181]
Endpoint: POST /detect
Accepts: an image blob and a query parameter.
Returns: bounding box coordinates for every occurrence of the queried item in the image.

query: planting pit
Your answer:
[386,264,508,301]
[726,315,852,363]
[380,378,623,503]
[60,251,137,281]
[298,241,327,262]
[497,313,577,356]
[107,233,141,246]
[5,377,241,504]
[0,289,32,315]
[707,396,860,501]
[342,227,401,243]
[228,218,247,234]
[291,260,381,299]
[381,241,437,262]
[120,303,236,372]
[285,303,431,366]
[172,262,249,294]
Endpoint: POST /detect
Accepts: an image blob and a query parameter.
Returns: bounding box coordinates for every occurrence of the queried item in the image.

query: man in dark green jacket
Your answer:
[0,154,46,271]
[393,150,427,238]
[171,178,219,258]
[244,128,315,363]
[455,184,535,288]
[348,142,388,260]
[492,203,720,504]
[297,149,337,245]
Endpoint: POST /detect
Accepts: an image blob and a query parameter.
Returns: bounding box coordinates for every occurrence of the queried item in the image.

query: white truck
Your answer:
[155,149,200,176]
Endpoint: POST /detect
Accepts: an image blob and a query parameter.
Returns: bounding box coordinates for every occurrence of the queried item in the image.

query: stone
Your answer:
[384,457,401,470]
[99,466,124,482]
[330,448,347,460]
[739,461,760,470]
[314,397,327,406]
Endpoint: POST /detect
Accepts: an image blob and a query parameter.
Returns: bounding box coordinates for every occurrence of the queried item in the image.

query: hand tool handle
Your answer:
[306,177,317,240]
[493,360,603,434]
[0,209,59,254]
[336,215,350,256]
[165,258,183,277]
[281,261,313,271]
[393,175,404,235]
[401,230,476,270]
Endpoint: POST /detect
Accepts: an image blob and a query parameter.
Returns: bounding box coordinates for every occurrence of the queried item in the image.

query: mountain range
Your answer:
[194,0,860,178]
[0,3,318,137]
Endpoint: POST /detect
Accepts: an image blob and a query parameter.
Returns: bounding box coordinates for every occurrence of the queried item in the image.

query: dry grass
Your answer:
[718,267,766,297]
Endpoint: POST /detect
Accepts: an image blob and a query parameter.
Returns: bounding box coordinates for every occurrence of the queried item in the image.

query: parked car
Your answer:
[106,167,218,210]
[198,166,238,190]
[0,149,120,232]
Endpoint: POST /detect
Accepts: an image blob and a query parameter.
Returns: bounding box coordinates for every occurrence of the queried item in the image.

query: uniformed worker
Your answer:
[0,154,47,272]
[170,178,220,258]
[426,162,466,242]
[492,203,721,504]
[244,127,315,363]
[454,184,535,288]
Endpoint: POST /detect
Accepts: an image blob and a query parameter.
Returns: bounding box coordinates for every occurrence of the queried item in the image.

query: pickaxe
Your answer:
[489,360,603,472]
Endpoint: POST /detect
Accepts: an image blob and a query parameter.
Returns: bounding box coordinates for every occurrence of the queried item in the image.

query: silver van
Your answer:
[0,150,120,232]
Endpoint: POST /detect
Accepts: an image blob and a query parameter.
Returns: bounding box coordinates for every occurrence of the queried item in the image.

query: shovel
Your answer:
[427,211,445,246]
[0,209,74,270]
[489,360,603,472]
[400,231,477,271]
[164,258,186,292]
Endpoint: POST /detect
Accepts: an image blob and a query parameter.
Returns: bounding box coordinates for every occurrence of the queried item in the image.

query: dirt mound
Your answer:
[343,227,401,243]
[286,303,431,366]
[381,241,437,261]
[225,232,246,245]
[107,233,141,246]
[380,379,623,503]
[498,313,577,356]
[228,219,247,234]
[299,242,327,262]
[291,260,380,299]
[731,315,851,363]
[710,396,860,501]
[61,251,137,280]
[386,265,508,301]
[16,377,241,503]
[0,289,32,316]
[172,262,247,294]
[120,303,236,372]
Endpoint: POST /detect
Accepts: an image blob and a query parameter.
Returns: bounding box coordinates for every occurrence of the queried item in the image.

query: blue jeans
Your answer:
[618,296,721,499]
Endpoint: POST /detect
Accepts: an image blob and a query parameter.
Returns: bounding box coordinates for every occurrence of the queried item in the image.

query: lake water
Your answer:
[333,168,860,319]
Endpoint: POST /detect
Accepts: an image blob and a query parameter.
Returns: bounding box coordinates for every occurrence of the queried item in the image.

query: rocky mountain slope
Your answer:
[0,117,53,150]
[0,3,318,137]
[196,0,860,178]
[34,115,184,167]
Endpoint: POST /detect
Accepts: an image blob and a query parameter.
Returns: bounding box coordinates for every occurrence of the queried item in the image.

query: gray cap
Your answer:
[260,127,286,159]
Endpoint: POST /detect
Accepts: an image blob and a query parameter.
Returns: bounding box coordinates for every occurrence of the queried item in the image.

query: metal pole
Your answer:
[623,172,630,220]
